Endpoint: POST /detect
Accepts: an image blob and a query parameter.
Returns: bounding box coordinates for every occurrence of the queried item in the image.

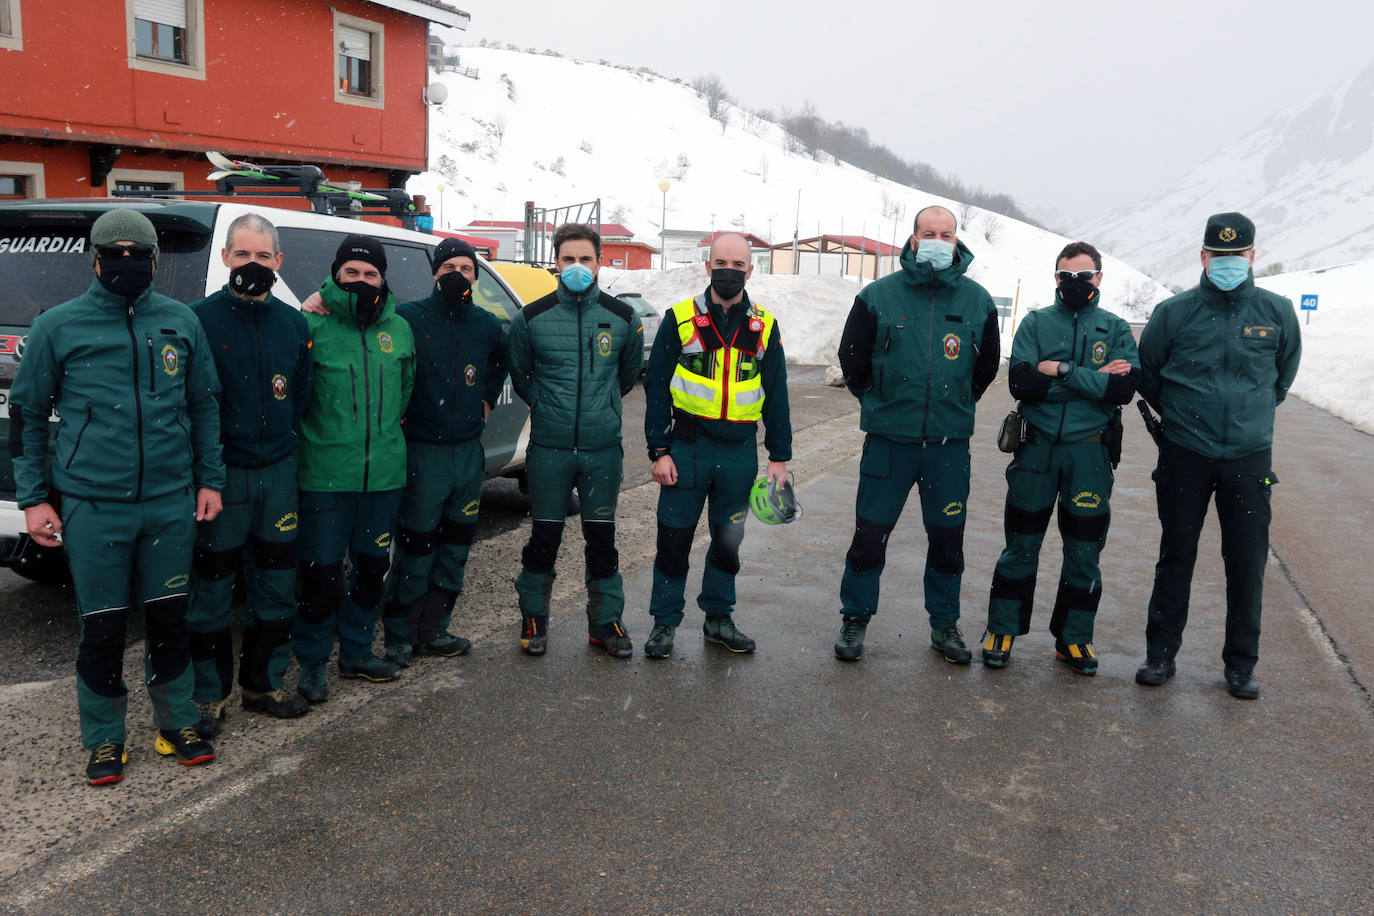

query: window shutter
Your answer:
[337,24,372,62]
[133,0,188,28]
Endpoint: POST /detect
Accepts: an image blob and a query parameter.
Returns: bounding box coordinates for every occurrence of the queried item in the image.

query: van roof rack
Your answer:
[110,153,423,230]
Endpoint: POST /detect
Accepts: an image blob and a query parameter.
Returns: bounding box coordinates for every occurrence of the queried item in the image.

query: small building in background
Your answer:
[770,235,901,280]
[599,222,659,270]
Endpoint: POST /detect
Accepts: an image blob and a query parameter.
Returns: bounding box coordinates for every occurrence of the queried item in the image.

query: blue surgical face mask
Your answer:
[1207,255,1250,291]
[560,263,594,293]
[914,238,955,271]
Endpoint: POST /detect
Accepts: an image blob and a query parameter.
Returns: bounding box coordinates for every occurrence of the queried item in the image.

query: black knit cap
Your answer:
[433,237,479,274]
[1202,212,1255,252]
[331,234,387,278]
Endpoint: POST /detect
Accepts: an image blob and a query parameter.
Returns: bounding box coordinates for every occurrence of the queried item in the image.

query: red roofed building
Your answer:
[598,222,657,270]
[697,230,773,271]
[0,0,468,213]
[770,235,901,280]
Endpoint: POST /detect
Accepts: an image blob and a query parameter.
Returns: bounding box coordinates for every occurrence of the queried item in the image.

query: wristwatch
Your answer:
[1056,361,1072,379]
[648,446,671,462]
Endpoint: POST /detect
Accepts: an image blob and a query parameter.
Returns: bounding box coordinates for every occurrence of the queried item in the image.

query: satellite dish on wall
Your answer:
[422,81,449,105]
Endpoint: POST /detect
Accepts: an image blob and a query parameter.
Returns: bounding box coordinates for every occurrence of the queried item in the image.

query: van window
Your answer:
[0,225,211,323]
[275,227,351,302]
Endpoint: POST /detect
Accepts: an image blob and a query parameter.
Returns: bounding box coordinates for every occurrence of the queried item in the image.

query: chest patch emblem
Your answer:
[377,331,394,353]
[161,344,179,376]
[271,374,288,400]
[694,314,711,327]
[464,364,477,387]
[1091,341,1107,365]
[942,333,961,360]
[597,330,612,356]
[750,318,763,332]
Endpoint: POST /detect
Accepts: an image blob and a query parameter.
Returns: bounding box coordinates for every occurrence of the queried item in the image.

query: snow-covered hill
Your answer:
[1256,259,1374,433]
[413,45,1170,316]
[1078,61,1374,289]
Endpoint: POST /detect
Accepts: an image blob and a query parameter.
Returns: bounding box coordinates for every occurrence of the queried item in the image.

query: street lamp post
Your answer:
[658,179,670,270]
[436,182,446,230]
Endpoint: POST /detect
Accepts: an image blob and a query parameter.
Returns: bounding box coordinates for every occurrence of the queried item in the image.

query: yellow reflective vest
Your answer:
[667,295,775,422]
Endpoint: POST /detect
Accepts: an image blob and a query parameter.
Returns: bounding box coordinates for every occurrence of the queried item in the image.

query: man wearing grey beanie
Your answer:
[9,207,226,785]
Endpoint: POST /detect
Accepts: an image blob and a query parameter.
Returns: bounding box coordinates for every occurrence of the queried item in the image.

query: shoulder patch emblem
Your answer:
[161,344,179,376]
[377,331,393,353]
[942,333,961,360]
[597,330,612,356]
[271,374,288,400]
[464,364,477,386]
[1091,341,1107,365]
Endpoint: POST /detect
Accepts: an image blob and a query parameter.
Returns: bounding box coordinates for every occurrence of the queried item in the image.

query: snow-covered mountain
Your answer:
[1078,61,1374,289]
[413,45,1170,314]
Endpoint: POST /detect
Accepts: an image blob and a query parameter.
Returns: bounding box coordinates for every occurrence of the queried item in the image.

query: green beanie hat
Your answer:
[90,208,160,265]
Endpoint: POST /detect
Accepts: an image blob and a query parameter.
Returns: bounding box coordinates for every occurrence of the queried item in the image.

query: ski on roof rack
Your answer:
[109,152,424,231]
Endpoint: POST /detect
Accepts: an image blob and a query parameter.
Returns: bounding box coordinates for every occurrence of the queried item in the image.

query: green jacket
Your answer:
[507,280,642,451]
[1139,272,1301,459]
[1007,296,1140,442]
[10,278,225,507]
[838,239,1001,442]
[297,277,415,492]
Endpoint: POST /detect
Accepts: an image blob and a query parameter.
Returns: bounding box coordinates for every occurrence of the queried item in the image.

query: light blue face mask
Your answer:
[914,238,955,271]
[560,263,595,293]
[1207,255,1250,291]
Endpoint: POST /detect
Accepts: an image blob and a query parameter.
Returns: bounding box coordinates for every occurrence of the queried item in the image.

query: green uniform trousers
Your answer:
[648,434,756,626]
[514,443,624,625]
[839,435,970,628]
[63,487,197,749]
[187,457,299,699]
[986,439,1113,644]
[383,438,483,646]
[292,489,403,666]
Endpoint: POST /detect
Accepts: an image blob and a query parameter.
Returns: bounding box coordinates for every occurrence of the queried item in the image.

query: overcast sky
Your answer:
[457,1,1374,230]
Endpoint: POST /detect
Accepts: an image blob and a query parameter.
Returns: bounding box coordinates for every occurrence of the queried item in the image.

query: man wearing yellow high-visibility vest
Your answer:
[642,233,792,659]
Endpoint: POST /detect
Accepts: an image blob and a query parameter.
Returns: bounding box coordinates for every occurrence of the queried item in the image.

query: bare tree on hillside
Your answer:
[691,74,732,120]
[982,213,1004,244]
[956,202,977,232]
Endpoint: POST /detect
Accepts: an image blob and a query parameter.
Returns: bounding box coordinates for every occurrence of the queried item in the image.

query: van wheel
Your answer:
[7,540,71,586]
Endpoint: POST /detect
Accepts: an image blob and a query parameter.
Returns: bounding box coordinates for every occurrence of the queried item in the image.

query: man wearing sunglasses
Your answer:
[980,242,1138,676]
[186,213,314,737]
[1136,213,1301,699]
[9,208,226,785]
[835,205,1001,663]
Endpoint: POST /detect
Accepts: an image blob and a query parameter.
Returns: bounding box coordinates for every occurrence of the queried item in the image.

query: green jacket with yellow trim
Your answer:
[296,276,415,492]
[1139,271,1301,460]
[644,288,792,461]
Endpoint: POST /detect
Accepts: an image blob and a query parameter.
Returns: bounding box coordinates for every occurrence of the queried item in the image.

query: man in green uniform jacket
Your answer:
[507,223,643,658]
[641,232,791,659]
[380,237,508,665]
[1135,212,1301,700]
[981,241,1139,676]
[188,213,313,736]
[835,205,1000,663]
[10,208,225,785]
[292,235,415,703]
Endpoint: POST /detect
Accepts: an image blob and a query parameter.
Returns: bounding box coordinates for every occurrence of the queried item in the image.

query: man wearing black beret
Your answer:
[1136,212,1302,699]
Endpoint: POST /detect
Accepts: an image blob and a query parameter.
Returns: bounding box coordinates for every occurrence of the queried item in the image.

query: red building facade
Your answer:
[0,0,467,205]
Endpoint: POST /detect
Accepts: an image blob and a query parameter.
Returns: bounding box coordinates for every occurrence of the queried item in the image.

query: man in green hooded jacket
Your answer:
[507,223,642,658]
[291,235,415,703]
[980,241,1138,676]
[835,205,1000,663]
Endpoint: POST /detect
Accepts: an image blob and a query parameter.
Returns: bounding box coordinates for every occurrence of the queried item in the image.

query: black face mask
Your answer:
[229,261,277,298]
[709,267,747,301]
[436,271,473,308]
[1057,277,1098,312]
[96,256,155,299]
[341,280,386,326]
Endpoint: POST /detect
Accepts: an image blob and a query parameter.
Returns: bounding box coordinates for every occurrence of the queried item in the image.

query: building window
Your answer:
[108,168,184,197]
[126,0,205,80]
[0,161,43,198]
[0,0,22,51]
[334,11,384,109]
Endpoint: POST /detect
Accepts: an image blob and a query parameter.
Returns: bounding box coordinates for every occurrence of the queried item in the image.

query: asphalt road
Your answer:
[1,369,1370,913]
